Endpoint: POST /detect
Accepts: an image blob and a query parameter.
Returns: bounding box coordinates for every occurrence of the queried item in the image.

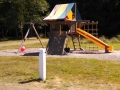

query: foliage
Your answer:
[0,0,49,38]
[0,0,120,38]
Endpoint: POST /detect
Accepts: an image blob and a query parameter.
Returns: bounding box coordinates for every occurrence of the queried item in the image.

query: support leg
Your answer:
[31,23,44,48]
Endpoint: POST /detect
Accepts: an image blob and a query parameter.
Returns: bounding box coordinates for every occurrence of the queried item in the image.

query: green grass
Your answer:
[0,37,120,89]
[47,58,120,84]
[0,56,39,83]
[0,56,120,86]
[0,42,47,50]
[0,38,48,50]
[109,43,120,50]
[0,37,120,50]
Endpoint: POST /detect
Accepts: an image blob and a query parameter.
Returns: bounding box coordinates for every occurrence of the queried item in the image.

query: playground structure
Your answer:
[43,3,113,55]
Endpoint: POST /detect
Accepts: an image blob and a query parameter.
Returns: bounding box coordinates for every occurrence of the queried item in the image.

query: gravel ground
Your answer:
[0,48,120,60]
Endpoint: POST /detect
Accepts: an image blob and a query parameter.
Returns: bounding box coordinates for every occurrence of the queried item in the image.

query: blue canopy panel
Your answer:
[76,8,82,20]
[71,5,82,20]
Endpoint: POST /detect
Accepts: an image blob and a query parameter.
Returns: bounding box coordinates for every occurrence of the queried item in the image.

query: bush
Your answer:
[116,35,120,40]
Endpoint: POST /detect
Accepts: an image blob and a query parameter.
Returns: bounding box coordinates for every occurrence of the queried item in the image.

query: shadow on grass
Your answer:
[23,52,39,56]
[19,78,44,84]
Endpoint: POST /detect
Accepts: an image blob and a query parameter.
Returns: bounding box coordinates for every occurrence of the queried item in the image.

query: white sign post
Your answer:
[39,48,46,81]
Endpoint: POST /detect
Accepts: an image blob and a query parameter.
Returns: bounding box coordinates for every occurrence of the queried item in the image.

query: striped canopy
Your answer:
[43,3,82,22]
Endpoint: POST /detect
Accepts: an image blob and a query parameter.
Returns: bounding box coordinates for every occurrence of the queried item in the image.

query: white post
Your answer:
[39,48,46,81]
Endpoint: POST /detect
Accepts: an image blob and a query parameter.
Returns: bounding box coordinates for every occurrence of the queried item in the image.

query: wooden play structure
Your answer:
[43,3,113,55]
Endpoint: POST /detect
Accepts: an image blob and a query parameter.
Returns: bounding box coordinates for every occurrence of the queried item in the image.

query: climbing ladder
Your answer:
[71,34,82,50]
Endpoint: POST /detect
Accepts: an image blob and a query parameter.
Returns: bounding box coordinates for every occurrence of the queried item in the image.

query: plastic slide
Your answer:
[76,28,113,52]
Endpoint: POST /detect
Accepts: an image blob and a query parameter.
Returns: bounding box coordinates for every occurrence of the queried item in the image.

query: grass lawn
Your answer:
[0,38,48,50]
[0,38,120,89]
[0,56,120,89]
[0,38,120,50]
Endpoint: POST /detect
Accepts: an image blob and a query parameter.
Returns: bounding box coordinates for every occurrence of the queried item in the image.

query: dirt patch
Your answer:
[0,77,119,90]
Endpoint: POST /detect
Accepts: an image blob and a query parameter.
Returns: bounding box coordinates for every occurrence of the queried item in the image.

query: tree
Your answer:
[0,0,49,38]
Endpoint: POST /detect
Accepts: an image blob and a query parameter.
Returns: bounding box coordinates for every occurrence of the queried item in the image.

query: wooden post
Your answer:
[75,3,76,20]
[60,24,61,35]
[20,22,23,40]
[45,26,46,38]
